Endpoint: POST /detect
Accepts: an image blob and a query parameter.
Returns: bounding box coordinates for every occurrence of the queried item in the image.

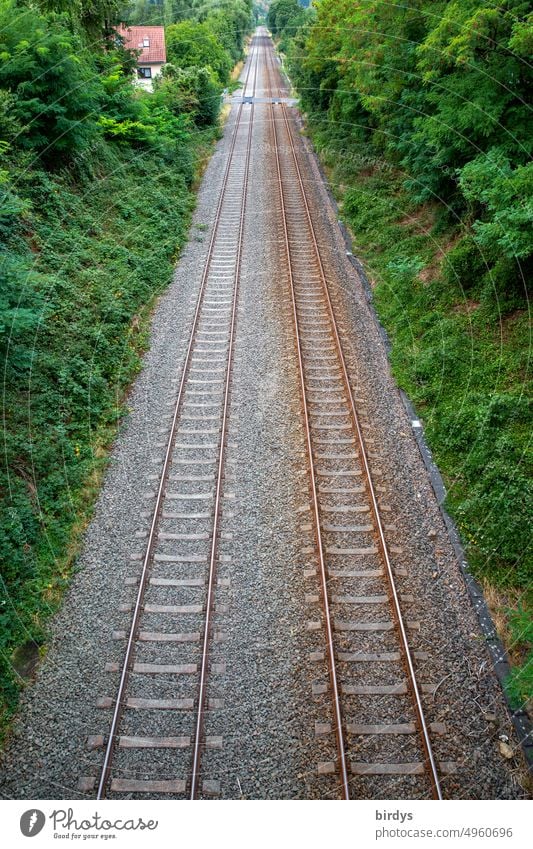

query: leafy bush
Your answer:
[154,64,222,127]
[441,236,488,294]
[459,152,533,262]
[289,0,533,308]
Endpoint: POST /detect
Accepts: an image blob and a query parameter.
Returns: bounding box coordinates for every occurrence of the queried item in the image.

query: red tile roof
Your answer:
[117,25,166,65]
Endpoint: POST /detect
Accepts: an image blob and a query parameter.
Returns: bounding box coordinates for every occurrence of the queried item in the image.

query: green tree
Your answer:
[165,19,232,84]
[206,1,252,63]
[290,0,532,295]
[267,0,306,39]
[0,2,104,163]
[35,0,123,38]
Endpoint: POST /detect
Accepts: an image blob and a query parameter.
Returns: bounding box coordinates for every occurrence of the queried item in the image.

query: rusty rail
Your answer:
[96,37,259,801]
[265,37,443,800]
[190,50,257,803]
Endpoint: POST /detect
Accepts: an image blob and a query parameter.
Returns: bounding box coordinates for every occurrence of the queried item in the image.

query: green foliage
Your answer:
[459,152,533,261]
[267,0,308,52]
[0,2,103,162]
[119,0,253,93]
[155,64,222,127]
[98,114,153,142]
[166,19,232,85]
[206,2,253,64]
[121,0,167,24]
[0,127,216,732]
[121,0,202,25]
[505,604,533,709]
[35,1,123,38]
[289,0,532,300]
[339,166,532,581]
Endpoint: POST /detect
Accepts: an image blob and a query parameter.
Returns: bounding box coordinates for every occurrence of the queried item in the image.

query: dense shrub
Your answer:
[267,0,307,52]
[0,3,103,162]
[289,0,532,302]
[441,237,488,294]
[154,64,222,127]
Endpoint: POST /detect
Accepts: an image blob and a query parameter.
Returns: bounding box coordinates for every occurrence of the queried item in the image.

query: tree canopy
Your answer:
[287,0,532,299]
[166,19,233,84]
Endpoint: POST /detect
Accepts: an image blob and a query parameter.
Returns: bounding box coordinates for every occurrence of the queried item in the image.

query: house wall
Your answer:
[136,63,164,91]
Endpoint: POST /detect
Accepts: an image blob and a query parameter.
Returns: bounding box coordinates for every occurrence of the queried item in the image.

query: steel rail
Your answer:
[95,37,259,801]
[267,91,351,801]
[266,39,443,800]
[278,99,443,800]
[189,46,258,802]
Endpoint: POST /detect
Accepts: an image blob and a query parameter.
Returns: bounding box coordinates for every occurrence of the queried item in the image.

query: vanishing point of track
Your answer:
[84,31,454,801]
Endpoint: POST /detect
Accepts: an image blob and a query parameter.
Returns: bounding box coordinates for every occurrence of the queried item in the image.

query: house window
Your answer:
[143,38,150,47]
[138,67,152,79]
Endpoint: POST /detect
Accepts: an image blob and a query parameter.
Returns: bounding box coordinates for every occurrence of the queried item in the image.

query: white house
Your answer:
[118,25,167,91]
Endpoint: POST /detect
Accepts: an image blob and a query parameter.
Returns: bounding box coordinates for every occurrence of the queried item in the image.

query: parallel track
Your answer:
[264,35,444,800]
[91,37,258,801]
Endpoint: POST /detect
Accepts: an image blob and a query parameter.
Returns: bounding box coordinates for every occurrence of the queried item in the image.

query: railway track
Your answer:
[81,36,259,801]
[263,35,453,800]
